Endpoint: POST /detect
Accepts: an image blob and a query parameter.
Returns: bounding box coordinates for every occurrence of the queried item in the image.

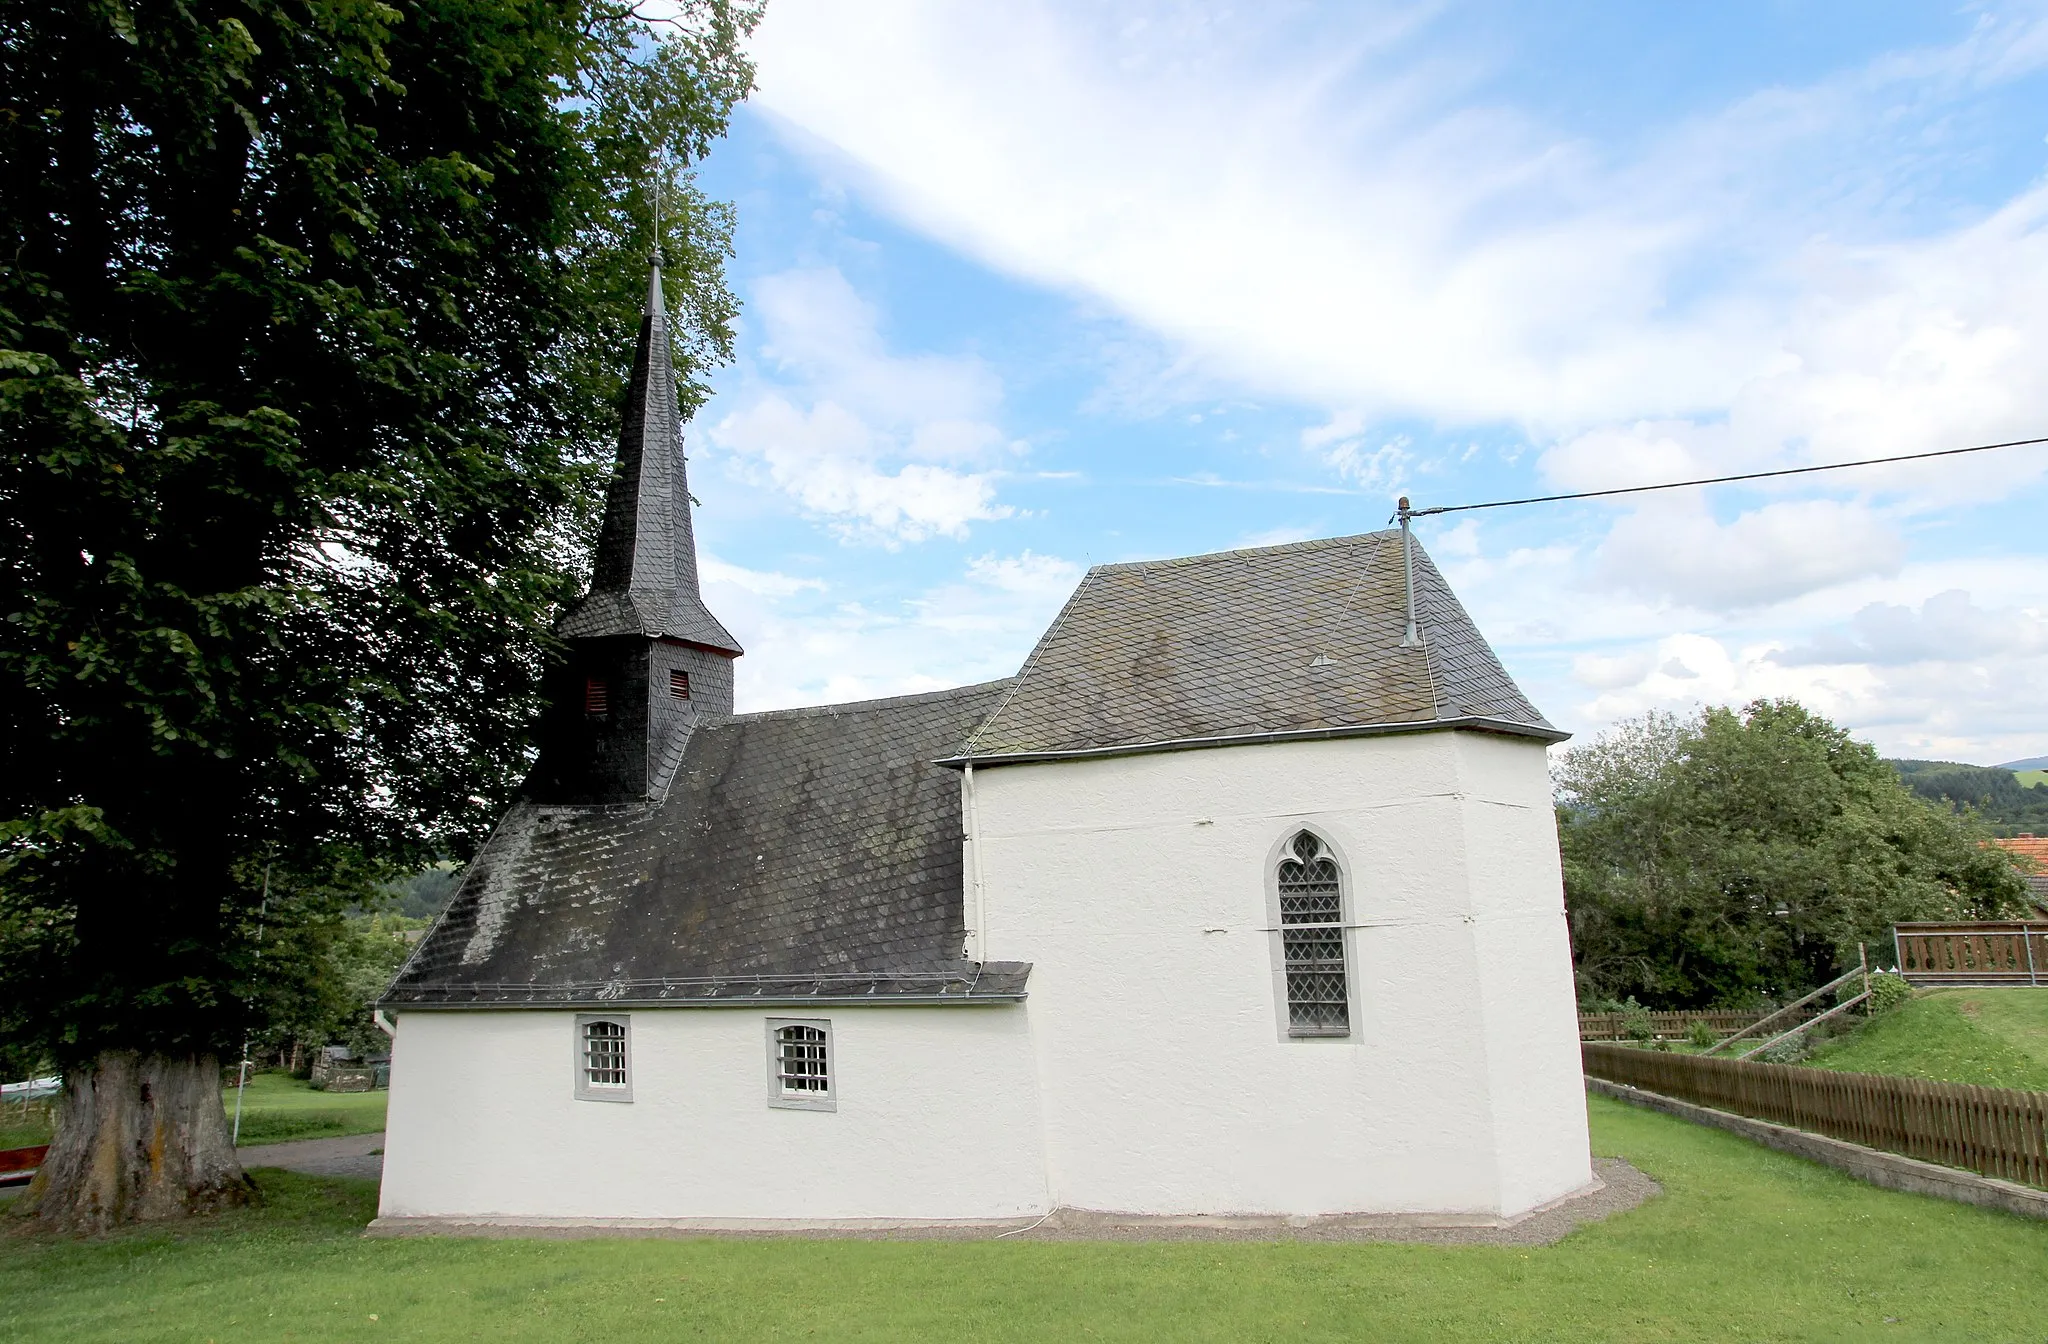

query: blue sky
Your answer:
[674,0,2048,764]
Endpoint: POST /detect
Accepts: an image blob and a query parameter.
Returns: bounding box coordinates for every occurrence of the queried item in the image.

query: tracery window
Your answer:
[1277,831,1350,1037]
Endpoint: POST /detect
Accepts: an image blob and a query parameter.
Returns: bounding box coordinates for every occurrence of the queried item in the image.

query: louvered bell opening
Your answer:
[584,678,609,715]
[669,669,691,701]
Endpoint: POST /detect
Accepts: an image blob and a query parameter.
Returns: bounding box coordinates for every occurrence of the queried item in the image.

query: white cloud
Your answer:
[1564,620,2048,766]
[702,267,1017,544]
[699,554,827,599]
[1772,590,2048,668]
[749,1,2048,447]
[1595,496,1905,611]
[702,549,1083,712]
[1302,412,1413,490]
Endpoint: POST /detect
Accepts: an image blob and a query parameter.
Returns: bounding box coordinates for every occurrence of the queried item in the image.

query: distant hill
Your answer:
[1888,759,2048,836]
[1998,756,2048,772]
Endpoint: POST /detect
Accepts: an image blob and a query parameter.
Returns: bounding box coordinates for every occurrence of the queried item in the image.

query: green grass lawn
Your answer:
[0,1106,55,1152]
[2012,769,2048,788]
[225,1071,388,1146]
[1804,987,2048,1091]
[3,1095,2045,1343]
[0,1073,386,1152]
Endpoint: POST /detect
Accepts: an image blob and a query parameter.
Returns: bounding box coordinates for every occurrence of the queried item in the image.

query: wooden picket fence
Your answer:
[1894,922,2048,986]
[1583,1042,2048,1190]
[1578,1011,1767,1042]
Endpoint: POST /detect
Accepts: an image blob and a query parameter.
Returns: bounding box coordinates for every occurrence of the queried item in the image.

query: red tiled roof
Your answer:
[1991,835,2048,867]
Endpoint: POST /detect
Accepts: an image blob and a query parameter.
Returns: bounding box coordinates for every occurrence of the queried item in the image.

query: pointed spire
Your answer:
[645,258,665,318]
[554,261,741,654]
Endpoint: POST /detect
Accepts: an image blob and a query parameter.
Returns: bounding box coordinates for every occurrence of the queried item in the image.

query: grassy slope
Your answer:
[4,1097,2046,1344]
[1804,988,2048,1091]
[0,1073,386,1152]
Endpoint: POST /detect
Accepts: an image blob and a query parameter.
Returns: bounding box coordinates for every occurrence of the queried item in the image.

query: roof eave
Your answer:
[941,714,1570,769]
[381,992,1029,1010]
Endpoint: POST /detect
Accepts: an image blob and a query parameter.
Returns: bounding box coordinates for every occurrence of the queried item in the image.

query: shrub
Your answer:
[1758,1035,1810,1065]
[1865,971,1913,1014]
[1686,1019,1720,1049]
[1620,998,1656,1043]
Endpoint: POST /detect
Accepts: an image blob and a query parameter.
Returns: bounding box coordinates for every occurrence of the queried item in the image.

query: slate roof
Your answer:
[385,680,1027,1007]
[554,264,741,654]
[953,530,1561,763]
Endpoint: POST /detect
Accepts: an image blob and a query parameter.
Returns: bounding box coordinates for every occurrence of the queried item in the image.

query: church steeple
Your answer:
[530,261,740,805]
[556,262,741,654]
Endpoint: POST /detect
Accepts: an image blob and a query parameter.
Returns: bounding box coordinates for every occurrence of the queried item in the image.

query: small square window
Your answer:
[668,669,691,700]
[575,1014,631,1102]
[584,678,609,715]
[766,1018,834,1111]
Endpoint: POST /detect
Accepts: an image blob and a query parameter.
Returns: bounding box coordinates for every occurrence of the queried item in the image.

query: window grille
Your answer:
[1278,831,1350,1037]
[583,677,609,714]
[575,1015,631,1101]
[766,1019,835,1110]
[778,1024,828,1091]
[668,669,691,700]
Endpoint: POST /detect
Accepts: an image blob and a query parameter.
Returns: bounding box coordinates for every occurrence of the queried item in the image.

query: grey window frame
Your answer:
[1264,827,1361,1043]
[765,1017,836,1112]
[574,1013,633,1102]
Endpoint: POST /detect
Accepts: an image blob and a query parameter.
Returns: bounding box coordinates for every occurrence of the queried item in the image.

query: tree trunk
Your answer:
[15,1050,255,1233]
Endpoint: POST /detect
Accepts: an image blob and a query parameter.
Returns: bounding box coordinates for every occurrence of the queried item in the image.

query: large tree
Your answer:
[1558,699,2030,1009]
[0,0,756,1230]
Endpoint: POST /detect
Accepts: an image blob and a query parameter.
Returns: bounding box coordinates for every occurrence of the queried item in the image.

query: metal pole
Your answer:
[231,862,271,1147]
[2027,920,2038,988]
[1398,497,1421,647]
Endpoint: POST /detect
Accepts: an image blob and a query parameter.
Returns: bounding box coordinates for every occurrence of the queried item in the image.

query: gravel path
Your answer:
[239,1131,384,1182]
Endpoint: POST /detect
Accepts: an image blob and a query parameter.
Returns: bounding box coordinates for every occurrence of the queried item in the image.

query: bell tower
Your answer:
[529,262,741,804]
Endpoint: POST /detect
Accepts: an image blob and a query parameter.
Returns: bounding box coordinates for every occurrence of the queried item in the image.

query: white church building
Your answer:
[374,265,1593,1229]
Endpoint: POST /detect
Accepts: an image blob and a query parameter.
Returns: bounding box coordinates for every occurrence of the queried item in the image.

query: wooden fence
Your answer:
[1894,922,2048,986]
[1578,1011,1767,1042]
[1583,1042,2048,1190]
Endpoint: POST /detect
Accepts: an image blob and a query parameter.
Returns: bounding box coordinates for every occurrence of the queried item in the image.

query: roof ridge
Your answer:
[716,677,1015,725]
[1089,529,1399,575]
[959,569,1100,758]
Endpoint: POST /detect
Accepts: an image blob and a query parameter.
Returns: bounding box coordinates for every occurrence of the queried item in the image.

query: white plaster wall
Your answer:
[1453,733,1596,1215]
[379,1005,1048,1221]
[973,731,1590,1218]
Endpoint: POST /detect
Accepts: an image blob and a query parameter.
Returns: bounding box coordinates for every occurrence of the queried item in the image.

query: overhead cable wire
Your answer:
[1400,434,2048,519]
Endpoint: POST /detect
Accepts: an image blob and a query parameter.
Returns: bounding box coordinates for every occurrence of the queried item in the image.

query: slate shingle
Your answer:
[386,680,1025,1007]
[956,530,1559,761]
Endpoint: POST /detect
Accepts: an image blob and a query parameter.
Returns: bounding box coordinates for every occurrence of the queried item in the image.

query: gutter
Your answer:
[383,993,1028,1011]
[377,966,1033,1012]
[936,714,1570,770]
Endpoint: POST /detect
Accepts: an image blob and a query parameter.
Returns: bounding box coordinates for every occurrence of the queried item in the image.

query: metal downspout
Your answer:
[965,761,989,963]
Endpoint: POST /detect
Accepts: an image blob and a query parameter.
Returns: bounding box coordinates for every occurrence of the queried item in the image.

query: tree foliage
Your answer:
[1559,700,2030,1009]
[0,0,758,1069]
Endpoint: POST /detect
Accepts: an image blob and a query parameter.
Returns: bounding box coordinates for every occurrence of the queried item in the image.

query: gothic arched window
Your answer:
[1277,831,1350,1037]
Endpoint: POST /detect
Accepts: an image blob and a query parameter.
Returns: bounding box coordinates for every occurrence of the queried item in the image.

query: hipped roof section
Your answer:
[951,530,1563,764]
